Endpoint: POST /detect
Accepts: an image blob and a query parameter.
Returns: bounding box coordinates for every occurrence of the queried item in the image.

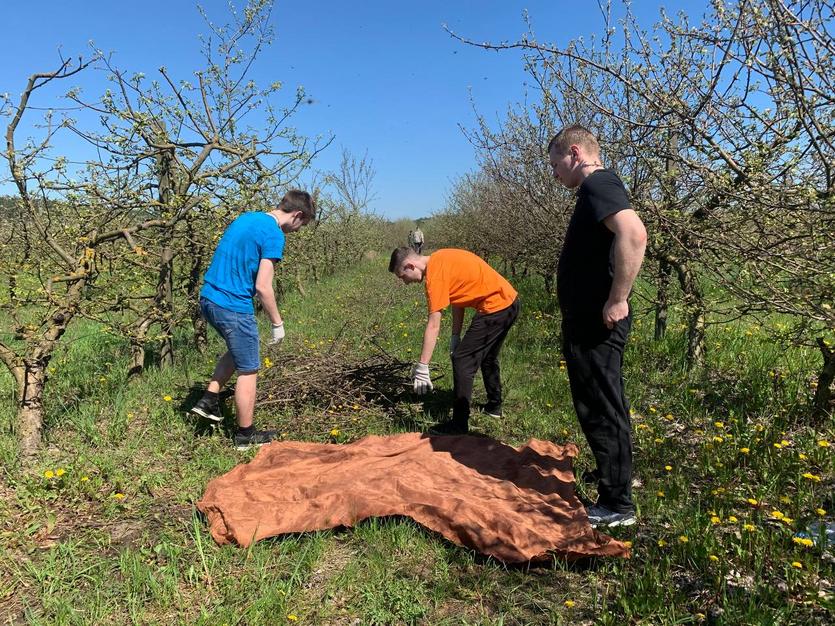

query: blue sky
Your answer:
[1,0,709,219]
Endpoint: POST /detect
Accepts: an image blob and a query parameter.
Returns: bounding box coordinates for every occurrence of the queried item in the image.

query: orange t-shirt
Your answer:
[425,249,518,314]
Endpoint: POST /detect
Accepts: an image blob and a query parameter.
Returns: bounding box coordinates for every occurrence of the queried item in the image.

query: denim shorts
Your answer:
[200,297,260,373]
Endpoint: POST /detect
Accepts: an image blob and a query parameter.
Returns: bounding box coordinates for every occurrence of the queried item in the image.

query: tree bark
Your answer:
[813,338,835,421]
[654,259,672,340]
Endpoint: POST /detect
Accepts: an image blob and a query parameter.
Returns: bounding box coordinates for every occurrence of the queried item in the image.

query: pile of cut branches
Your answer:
[256,346,412,416]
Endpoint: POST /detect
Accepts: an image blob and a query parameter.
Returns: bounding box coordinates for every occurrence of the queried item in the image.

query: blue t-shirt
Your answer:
[200,212,285,313]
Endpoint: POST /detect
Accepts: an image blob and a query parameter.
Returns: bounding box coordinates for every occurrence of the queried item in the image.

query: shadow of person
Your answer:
[419,432,577,500]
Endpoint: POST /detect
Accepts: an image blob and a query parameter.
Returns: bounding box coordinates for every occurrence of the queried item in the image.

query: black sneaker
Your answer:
[234,429,277,451]
[586,503,636,528]
[428,420,469,435]
[190,395,222,422]
[481,403,502,418]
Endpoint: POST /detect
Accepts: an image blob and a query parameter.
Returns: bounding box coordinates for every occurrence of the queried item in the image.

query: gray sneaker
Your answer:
[586,504,636,528]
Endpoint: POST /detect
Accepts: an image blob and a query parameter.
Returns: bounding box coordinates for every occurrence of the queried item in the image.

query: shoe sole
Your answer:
[191,406,222,423]
[591,517,637,528]
[484,412,502,418]
[235,441,272,451]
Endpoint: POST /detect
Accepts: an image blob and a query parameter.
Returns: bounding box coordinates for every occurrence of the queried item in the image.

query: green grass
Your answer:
[1,258,833,624]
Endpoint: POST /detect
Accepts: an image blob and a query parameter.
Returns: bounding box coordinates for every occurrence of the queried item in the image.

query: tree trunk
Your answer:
[19,364,48,459]
[128,317,153,378]
[155,125,176,367]
[813,338,835,421]
[185,219,207,353]
[157,246,175,368]
[16,288,82,459]
[657,250,706,369]
[654,260,672,340]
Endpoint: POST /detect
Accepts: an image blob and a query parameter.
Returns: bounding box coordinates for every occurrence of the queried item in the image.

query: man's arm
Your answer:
[254,258,283,326]
[419,311,443,363]
[602,209,647,328]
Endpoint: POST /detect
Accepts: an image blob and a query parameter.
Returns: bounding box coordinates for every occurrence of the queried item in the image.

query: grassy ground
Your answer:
[0,257,833,625]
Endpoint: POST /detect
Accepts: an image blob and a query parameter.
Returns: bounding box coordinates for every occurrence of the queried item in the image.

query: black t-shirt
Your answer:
[557,169,631,321]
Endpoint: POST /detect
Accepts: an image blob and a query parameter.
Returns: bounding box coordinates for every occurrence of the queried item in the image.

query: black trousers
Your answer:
[562,314,634,513]
[451,299,520,423]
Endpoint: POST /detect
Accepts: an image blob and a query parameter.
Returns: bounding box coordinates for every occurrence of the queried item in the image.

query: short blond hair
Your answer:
[548,125,600,156]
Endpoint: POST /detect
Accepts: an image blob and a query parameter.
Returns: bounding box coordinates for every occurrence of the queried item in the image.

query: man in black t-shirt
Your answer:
[548,125,647,528]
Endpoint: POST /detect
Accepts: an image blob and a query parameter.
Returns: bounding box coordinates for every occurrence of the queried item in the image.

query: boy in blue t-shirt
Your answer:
[191,190,316,449]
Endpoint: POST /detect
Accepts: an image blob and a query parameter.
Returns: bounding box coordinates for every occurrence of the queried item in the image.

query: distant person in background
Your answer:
[190,190,316,450]
[389,246,519,434]
[412,227,425,253]
[548,125,647,528]
[408,230,415,251]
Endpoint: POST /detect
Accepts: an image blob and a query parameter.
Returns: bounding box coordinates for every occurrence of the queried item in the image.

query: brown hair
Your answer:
[547,125,600,156]
[278,189,317,220]
[388,246,415,273]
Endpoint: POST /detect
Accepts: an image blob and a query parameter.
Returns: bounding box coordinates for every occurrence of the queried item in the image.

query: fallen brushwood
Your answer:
[256,348,413,415]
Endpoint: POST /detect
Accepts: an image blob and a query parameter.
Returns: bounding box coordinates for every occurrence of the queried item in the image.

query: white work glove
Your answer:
[269,322,285,345]
[450,334,461,354]
[411,362,433,395]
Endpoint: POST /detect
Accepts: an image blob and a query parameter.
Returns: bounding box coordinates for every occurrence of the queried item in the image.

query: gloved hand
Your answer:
[411,362,433,394]
[450,334,461,354]
[269,322,285,345]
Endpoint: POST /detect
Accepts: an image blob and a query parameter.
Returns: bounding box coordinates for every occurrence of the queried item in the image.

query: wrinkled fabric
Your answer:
[197,433,630,562]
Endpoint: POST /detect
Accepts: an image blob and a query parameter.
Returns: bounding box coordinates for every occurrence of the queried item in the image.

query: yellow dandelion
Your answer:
[791,561,802,569]
[710,516,721,524]
[743,524,756,532]
[747,498,758,506]
[709,554,719,562]
[798,453,808,460]
[55,468,65,477]
[773,442,783,449]
[657,491,665,498]
[665,465,673,472]
[818,440,830,448]
[714,421,724,429]
[678,535,689,543]
[816,508,826,516]
[696,613,706,621]
[781,517,794,525]
[44,470,54,479]
[657,539,667,547]
[771,510,784,520]
[664,413,674,421]
[728,515,738,523]
[287,615,298,622]
[330,428,340,437]
[713,436,724,443]
[80,476,89,482]
[163,395,172,402]
[792,537,814,548]
[649,406,657,413]
[623,541,632,548]
[740,447,750,454]
[802,473,821,482]
[112,493,126,500]
[564,600,575,608]
[654,437,663,443]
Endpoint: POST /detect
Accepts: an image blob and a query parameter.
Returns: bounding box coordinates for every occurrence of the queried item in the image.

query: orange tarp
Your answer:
[197,432,630,563]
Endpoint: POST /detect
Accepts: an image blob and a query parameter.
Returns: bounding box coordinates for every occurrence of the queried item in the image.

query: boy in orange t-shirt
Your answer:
[388,247,520,434]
